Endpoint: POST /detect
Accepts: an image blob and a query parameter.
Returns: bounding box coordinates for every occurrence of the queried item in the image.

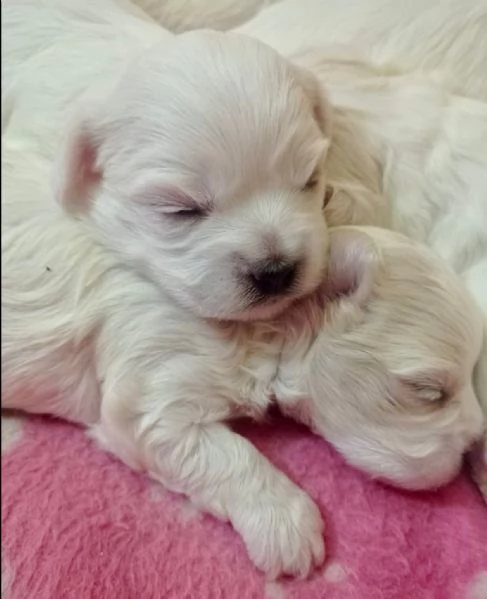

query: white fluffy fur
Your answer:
[140,0,487,417]
[2,0,487,578]
[133,0,272,32]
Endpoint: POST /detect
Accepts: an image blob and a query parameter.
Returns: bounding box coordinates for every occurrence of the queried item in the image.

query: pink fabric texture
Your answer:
[2,413,487,599]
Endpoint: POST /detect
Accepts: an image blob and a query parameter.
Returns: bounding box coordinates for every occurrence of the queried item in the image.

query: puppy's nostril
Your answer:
[250,261,297,296]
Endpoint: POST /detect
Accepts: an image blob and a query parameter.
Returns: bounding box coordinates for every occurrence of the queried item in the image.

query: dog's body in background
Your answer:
[2,0,487,579]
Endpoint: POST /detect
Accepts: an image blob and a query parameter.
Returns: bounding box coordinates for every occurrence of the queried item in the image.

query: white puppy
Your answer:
[277,227,483,492]
[2,0,328,579]
[3,0,331,322]
[2,207,326,579]
[127,0,487,433]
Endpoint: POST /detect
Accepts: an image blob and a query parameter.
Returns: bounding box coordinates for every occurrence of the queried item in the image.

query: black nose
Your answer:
[250,261,298,296]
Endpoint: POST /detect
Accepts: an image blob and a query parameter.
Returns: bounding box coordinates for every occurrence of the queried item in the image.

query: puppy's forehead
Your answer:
[171,30,289,74]
[138,32,306,119]
[112,32,324,191]
[135,31,294,91]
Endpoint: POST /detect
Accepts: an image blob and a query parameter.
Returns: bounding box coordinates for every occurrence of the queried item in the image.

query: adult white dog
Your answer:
[2,0,486,579]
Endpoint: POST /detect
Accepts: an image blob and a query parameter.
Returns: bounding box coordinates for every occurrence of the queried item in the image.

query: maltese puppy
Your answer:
[3,0,332,322]
[3,0,328,579]
[120,3,487,468]
[276,227,484,492]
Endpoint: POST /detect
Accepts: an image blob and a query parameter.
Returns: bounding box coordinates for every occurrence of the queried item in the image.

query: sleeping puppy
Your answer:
[276,227,483,492]
[2,0,330,580]
[3,0,331,322]
[2,214,482,577]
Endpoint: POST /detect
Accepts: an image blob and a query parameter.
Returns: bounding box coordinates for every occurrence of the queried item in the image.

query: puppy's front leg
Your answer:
[92,378,324,578]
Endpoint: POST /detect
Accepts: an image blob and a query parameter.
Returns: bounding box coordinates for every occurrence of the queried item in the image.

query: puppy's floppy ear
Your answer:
[293,66,333,144]
[323,227,379,307]
[53,115,103,215]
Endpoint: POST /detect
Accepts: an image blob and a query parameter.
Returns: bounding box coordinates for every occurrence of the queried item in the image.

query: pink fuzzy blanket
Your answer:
[2,412,486,599]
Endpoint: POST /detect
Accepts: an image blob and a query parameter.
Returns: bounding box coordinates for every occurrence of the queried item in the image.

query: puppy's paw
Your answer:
[233,484,325,579]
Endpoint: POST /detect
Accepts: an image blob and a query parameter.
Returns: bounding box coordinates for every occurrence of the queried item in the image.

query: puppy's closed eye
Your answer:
[133,182,208,221]
[399,367,456,408]
[408,383,449,406]
[302,172,320,192]
[168,206,206,219]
